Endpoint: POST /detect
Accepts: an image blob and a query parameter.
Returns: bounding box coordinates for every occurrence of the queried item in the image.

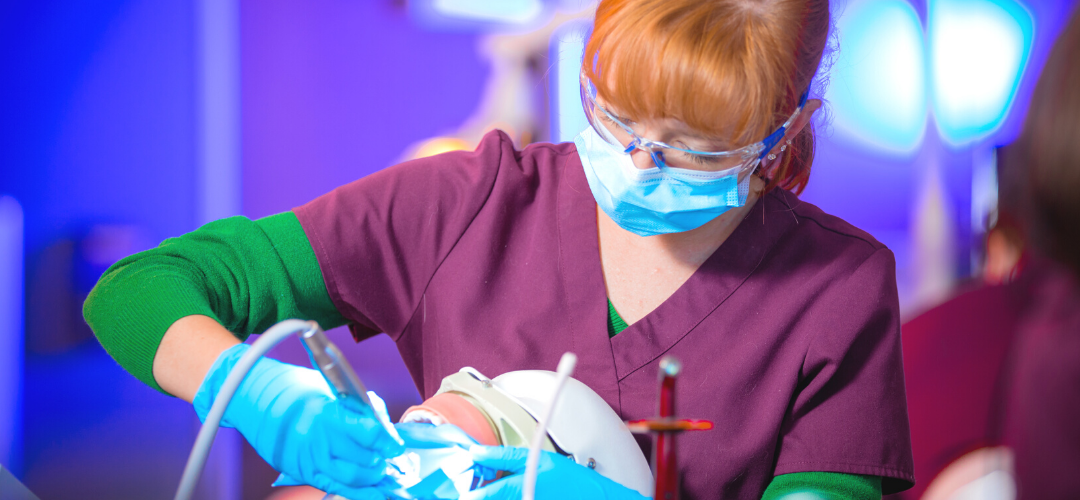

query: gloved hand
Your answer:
[460,446,651,500]
[193,343,404,500]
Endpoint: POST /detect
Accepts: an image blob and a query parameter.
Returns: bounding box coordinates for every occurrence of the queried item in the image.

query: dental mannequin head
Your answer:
[400,367,655,498]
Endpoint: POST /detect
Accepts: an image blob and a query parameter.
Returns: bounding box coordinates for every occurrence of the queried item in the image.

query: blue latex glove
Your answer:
[193,343,404,500]
[460,446,651,500]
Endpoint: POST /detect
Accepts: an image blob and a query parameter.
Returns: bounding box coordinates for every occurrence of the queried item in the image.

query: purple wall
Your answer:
[240,1,489,219]
[4,1,492,498]
[1,1,200,498]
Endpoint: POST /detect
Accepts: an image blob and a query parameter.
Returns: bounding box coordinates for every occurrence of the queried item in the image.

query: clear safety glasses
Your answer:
[580,73,809,173]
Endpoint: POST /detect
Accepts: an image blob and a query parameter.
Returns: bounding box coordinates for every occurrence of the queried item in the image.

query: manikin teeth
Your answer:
[400,409,447,426]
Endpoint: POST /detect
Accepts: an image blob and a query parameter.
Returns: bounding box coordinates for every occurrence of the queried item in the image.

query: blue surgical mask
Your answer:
[574,125,754,237]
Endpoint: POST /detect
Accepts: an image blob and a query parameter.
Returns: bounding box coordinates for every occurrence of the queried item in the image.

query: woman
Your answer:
[85,0,914,498]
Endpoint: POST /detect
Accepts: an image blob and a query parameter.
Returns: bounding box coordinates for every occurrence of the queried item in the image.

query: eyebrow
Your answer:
[675,128,733,151]
[597,98,736,151]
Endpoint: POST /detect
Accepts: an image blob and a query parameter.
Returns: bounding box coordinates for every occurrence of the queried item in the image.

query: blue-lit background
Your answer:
[0,0,1075,498]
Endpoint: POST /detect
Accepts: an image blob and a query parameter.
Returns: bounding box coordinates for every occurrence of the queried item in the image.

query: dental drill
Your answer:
[299,324,401,442]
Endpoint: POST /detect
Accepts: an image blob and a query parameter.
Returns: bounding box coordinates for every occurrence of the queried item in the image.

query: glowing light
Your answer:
[432,0,544,25]
[411,137,472,159]
[826,0,927,154]
[549,19,591,143]
[930,0,1033,145]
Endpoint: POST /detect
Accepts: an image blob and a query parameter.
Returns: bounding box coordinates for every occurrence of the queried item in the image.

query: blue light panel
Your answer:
[825,0,928,155]
[411,0,549,31]
[929,0,1034,145]
[432,0,543,24]
[549,19,591,143]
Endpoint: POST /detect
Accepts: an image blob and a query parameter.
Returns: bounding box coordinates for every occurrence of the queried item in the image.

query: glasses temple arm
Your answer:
[757,91,810,160]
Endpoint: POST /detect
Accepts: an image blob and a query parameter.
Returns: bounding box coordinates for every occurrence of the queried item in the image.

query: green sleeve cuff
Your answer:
[762,472,882,500]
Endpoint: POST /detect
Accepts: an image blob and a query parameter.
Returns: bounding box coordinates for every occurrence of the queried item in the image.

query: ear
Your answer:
[761,98,822,170]
[790,98,820,134]
[787,98,822,138]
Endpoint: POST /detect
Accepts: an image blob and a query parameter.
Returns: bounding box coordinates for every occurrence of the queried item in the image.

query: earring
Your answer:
[770,139,792,160]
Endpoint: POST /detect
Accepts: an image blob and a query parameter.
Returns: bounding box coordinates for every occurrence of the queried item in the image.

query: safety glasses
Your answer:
[580,73,809,173]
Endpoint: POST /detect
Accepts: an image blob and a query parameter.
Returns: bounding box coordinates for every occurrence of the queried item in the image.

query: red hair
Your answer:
[583,0,832,194]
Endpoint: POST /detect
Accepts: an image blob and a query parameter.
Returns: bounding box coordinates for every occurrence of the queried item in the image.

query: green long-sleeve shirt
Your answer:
[83,211,881,499]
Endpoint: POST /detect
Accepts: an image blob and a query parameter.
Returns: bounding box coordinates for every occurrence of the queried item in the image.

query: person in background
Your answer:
[84,0,915,498]
[894,146,1033,500]
[1000,4,1080,497]
[894,6,1080,499]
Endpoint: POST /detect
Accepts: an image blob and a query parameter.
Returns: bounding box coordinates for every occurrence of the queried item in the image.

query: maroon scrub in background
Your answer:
[1003,269,1080,499]
[295,130,915,498]
[894,277,1034,500]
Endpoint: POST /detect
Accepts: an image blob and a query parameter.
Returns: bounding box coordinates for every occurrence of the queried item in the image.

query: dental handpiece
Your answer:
[298,322,402,442]
[300,322,373,408]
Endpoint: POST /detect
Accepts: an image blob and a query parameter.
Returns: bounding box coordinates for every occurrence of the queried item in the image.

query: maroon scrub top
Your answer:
[294,130,915,498]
